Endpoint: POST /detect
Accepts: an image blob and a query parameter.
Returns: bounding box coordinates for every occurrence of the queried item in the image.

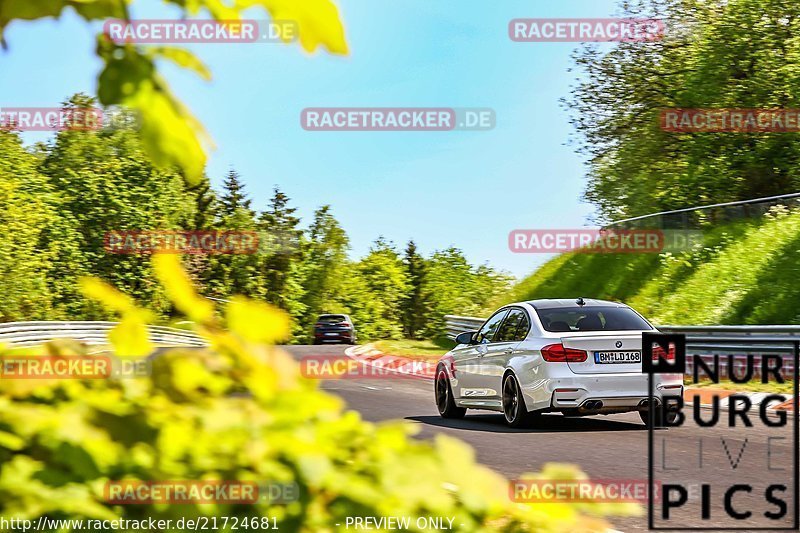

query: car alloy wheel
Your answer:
[502,373,531,428]
[435,368,466,419]
[435,371,449,411]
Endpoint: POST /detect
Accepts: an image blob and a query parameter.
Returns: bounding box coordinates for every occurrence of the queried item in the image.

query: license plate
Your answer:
[594,351,641,364]
[325,332,338,336]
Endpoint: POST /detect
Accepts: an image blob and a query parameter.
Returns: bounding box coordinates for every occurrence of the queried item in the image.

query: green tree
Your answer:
[347,237,409,340]
[219,169,253,218]
[425,248,513,337]
[39,95,196,319]
[567,0,800,221]
[180,174,219,296]
[401,240,430,338]
[203,170,261,299]
[187,174,219,229]
[297,205,349,340]
[0,130,58,320]
[257,187,303,310]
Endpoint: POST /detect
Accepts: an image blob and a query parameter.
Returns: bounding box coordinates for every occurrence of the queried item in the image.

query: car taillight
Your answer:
[651,344,675,361]
[338,322,350,327]
[541,343,587,362]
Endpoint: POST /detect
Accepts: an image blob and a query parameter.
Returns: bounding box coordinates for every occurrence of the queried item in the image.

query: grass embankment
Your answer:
[492,208,800,325]
[372,337,455,360]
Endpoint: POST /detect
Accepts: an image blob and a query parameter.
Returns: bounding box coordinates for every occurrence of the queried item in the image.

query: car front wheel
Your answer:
[435,368,466,419]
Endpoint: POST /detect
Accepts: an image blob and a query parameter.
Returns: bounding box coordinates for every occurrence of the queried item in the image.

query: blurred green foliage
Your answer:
[0,0,348,184]
[0,255,637,531]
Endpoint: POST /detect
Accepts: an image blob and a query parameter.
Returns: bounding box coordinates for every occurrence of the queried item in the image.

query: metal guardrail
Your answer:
[444,315,800,377]
[444,316,486,340]
[604,191,800,229]
[0,321,208,348]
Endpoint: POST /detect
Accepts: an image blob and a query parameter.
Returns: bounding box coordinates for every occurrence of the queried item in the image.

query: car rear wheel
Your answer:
[435,368,466,419]
[639,407,678,427]
[502,373,535,428]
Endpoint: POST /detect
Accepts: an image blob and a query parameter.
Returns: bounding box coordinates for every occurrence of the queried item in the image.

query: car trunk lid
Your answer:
[561,332,646,374]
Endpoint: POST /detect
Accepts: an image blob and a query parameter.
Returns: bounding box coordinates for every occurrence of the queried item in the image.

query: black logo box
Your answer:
[643,332,799,530]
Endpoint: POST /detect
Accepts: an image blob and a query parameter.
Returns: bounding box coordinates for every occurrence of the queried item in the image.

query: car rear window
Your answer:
[317,315,346,323]
[536,306,652,332]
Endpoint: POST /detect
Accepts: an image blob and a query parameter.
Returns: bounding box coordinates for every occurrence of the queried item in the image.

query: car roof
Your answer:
[522,298,628,310]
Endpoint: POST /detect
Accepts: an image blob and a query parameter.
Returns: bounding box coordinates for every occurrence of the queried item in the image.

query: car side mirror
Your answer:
[455,331,477,345]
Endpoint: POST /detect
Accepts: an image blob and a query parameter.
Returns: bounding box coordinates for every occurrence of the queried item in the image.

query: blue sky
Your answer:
[0,0,622,278]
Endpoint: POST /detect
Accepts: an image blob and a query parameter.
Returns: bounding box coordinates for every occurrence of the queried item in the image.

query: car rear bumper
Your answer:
[314,331,353,343]
[521,371,683,413]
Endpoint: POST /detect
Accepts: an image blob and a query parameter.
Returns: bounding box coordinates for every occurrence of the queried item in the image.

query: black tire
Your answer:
[435,368,466,419]
[639,407,678,427]
[502,373,535,428]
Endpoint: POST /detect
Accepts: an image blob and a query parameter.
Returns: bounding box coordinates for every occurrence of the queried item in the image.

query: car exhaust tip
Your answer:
[582,400,603,410]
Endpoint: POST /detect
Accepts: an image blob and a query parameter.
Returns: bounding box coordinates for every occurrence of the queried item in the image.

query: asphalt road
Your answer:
[283,345,798,532]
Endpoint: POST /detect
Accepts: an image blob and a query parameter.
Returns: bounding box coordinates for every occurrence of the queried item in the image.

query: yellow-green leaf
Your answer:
[107,319,153,357]
[226,297,290,344]
[239,0,349,54]
[149,47,212,81]
[152,254,215,323]
[79,277,143,316]
[0,430,25,451]
[96,42,212,184]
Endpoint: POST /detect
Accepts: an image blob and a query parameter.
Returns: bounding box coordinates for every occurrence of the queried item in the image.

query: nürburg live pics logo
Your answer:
[643,332,799,530]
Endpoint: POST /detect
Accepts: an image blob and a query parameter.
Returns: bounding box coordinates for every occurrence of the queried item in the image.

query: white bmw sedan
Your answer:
[435,299,683,427]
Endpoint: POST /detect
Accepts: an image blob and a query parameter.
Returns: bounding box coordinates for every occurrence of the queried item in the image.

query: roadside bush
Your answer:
[0,255,637,531]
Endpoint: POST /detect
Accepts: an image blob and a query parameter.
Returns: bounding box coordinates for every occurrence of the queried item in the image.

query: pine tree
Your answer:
[207,169,259,298]
[260,186,301,237]
[220,168,252,217]
[258,186,303,308]
[402,240,429,339]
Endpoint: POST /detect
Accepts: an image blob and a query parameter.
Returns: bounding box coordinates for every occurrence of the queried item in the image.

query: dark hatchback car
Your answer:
[312,314,357,345]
